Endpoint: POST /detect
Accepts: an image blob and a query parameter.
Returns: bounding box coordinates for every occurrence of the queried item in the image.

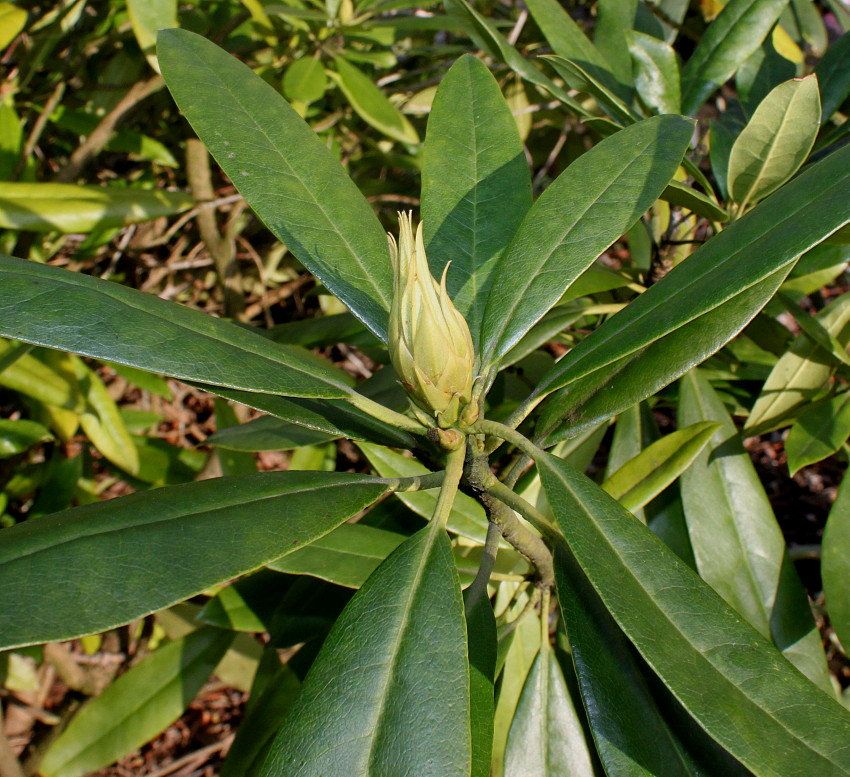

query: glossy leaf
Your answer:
[480,115,692,368]
[543,55,639,124]
[0,182,192,232]
[728,75,821,209]
[535,141,850,440]
[157,29,393,340]
[537,451,850,777]
[358,441,489,542]
[627,30,682,115]
[823,476,850,652]
[260,523,471,776]
[601,421,720,514]
[39,627,232,777]
[0,471,387,649]
[745,291,850,434]
[421,54,531,347]
[555,544,700,776]
[504,642,595,777]
[331,56,418,145]
[679,370,831,690]
[816,31,850,120]
[785,391,850,474]
[207,415,338,451]
[0,418,52,457]
[0,256,352,398]
[680,0,790,115]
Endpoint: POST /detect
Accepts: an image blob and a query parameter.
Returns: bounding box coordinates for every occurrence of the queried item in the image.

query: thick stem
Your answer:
[486,479,559,539]
[471,419,546,463]
[431,446,467,530]
[346,391,429,435]
[464,520,501,610]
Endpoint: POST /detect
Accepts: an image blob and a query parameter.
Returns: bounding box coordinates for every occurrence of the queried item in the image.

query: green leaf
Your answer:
[443,0,587,116]
[823,476,850,652]
[0,418,52,457]
[330,56,419,145]
[282,56,327,104]
[269,522,406,587]
[465,584,497,777]
[504,642,595,777]
[785,391,850,474]
[358,441,490,542]
[815,30,850,120]
[680,0,791,115]
[627,30,682,115]
[0,182,192,232]
[661,180,728,222]
[679,370,832,691]
[0,256,352,398]
[736,38,797,116]
[601,421,720,514]
[535,141,850,440]
[555,545,700,776]
[745,291,850,434]
[0,2,26,50]
[39,627,232,777]
[207,415,338,451]
[421,54,531,347]
[480,114,692,368]
[728,75,821,210]
[157,28,392,340]
[594,0,637,94]
[127,0,176,72]
[523,0,624,99]
[0,471,387,649]
[537,451,850,777]
[260,523,471,776]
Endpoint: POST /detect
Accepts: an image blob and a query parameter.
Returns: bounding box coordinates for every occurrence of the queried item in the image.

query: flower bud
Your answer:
[388,212,476,428]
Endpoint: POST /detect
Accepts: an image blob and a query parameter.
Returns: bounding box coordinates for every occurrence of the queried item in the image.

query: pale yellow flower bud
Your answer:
[388,213,477,428]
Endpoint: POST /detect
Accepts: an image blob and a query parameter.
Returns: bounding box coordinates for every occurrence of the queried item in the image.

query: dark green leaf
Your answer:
[207,415,338,452]
[680,0,791,115]
[480,115,692,368]
[538,451,850,777]
[785,391,850,474]
[816,31,850,120]
[421,54,531,347]
[0,471,387,649]
[823,476,850,652]
[0,257,352,399]
[260,524,470,776]
[627,30,681,115]
[157,29,392,340]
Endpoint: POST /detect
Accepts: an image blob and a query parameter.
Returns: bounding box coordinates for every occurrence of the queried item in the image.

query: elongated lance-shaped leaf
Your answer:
[680,0,790,115]
[0,256,352,398]
[816,30,850,121]
[260,522,471,777]
[555,545,701,776]
[785,391,850,474]
[39,627,232,777]
[480,115,692,370]
[823,475,850,652]
[534,141,850,438]
[421,54,531,349]
[504,640,595,777]
[679,370,832,692]
[0,471,387,650]
[157,29,392,340]
[728,74,821,209]
[536,451,850,777]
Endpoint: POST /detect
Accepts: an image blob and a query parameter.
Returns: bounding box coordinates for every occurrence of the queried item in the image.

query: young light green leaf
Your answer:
[127,0,176,72]
[745,291,850,435]
[680,0,791,115]
[627,30,682,115]
[537,451,850,777]
[0,471,387,649]
[330,55,419,145]
[534,141,850,440]
[0,418,52,457]
[0,2,26,50]
[260,523,471,777]
[0,256,352,399]
[480,114,692,368]
[601,421,720,515]
[679,370,832,691]
[282,56,327,105]
[0,182,192,232]
[785,391,850,474]
[39,627,232,777]
[504,642,595,777]
[728,75,821,210]
[823,476,850,652]
[421,54,531,347]
[358,441,489,542]
[157,29,392,340]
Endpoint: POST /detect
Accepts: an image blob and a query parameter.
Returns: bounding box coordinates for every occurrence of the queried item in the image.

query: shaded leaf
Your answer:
[823,476,850,652]
[785,391,850,474]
